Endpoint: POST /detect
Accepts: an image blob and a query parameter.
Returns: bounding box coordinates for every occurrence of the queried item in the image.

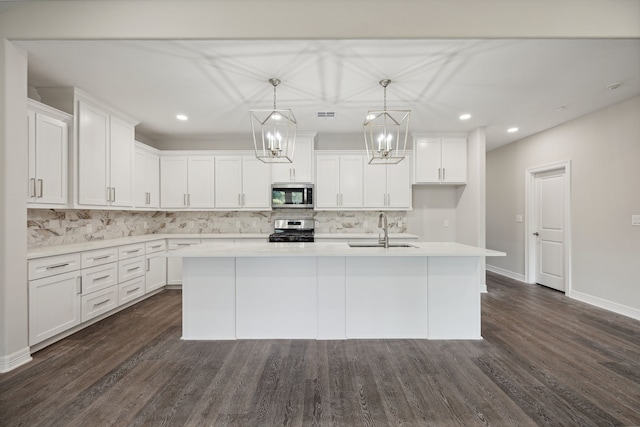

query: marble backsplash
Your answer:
[27,209,407,248]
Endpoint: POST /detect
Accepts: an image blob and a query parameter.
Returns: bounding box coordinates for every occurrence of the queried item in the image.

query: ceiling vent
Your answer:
[317,111,336,119]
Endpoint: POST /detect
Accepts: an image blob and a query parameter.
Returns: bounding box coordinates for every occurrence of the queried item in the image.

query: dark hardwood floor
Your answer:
[2,272,639,426]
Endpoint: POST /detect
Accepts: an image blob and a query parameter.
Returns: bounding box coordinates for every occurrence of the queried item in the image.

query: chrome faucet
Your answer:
[378,212,389,248]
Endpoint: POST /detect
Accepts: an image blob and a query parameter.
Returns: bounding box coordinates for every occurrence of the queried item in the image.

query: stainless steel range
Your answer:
[268,218,315,243]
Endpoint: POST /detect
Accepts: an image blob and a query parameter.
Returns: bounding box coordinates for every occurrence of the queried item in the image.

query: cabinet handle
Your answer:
[336,194,340,206]
[438,168,441,182]
[127,287,140,294]
[442,168,446,181]
[93,299,110,308]
[111,187,116,203]
[150,244,163,249]
[46,263,69,270]
[146,192,150,205]
[188,194,191,207]
[77,276,82,295]
[93,275,110,282]
[242,194,245,206]
[29,178,36,198]
[292,168,296,180]
[238,194,242,205]
[127,266,140,272]
[37,179,43,198]
[184,194,188,206]
[146,258,150,272]
[107,187,111,202]
[125,249,141,254]
[92,255,111,261]
[387,193,390,206]
[340,194,343,205]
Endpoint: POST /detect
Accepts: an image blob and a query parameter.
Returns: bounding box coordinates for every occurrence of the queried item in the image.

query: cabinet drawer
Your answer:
[81,285,118,322]
[118,257,145,282]
[81,247,118,268]
[118,243,145,260]
[29,253,81,280]
[81,263,118,295]
[168,239,201,251]
[145,240,166,254]
[118,276,145,306]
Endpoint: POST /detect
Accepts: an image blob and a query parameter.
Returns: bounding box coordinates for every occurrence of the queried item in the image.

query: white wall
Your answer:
[0,40,31,372]
[487,96,640,318]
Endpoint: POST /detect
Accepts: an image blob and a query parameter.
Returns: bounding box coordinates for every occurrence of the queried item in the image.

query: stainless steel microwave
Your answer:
[271,183,314,209]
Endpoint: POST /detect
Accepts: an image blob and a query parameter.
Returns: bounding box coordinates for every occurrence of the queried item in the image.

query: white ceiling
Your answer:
[16,38,640,150]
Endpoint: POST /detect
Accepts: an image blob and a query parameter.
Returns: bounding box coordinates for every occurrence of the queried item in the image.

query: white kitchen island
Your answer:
[170,242,505,340]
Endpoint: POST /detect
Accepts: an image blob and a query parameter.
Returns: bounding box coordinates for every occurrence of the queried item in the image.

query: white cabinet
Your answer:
[363,158,412,209]
[315,155,363,209]
[28,269,82,346]
[133,142,160,208]
[145,240,167,293]
[271,134,314,183]
[160,155,215,208]
[215,156,271,209]
[77,99,137,206]
[27,101,71,206]
[167,239,201,285]
[414,137,467,184]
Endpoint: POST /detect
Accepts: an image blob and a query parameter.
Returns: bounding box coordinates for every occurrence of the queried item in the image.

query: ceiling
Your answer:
[15,38,640,151]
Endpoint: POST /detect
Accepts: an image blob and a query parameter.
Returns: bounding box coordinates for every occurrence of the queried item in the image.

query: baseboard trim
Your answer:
[0,347,32,373]
[569,290,640,321]
[486,264,526,282]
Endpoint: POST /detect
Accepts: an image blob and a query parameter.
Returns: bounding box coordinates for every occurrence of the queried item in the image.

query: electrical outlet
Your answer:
[397,219,403,228]
[86,224,93,233]
[143,221,148,229]
[516,215,523,223]
[188,220,194,228]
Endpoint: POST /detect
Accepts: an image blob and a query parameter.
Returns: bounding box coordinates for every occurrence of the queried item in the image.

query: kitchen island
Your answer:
[170,241,505,340]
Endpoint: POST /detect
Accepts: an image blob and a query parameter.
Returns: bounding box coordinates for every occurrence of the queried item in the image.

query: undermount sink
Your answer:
[347,242,418,248]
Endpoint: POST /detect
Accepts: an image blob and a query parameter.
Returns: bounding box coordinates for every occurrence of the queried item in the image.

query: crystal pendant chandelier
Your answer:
[363,79,411,164]
[250,78,297,163]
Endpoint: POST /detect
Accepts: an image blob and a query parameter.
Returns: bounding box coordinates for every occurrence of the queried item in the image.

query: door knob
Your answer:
[533,232,539,236]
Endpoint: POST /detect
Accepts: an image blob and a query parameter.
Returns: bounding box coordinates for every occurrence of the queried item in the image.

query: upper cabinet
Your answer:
[271,133,315,183]
[133,142,160,209]
[160,154,215,209]
[27,100,71,206]
[315,154,364,209]
[414,137,467,185]
[215,155,271,210]
[37,87,141,208]
[363,157,412,210]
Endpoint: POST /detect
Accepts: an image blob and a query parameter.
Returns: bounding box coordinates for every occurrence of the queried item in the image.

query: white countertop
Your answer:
[27,233,419,259]
[170,241,505,258]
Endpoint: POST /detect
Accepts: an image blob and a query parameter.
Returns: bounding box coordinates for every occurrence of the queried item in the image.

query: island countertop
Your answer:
[169,241,506,258]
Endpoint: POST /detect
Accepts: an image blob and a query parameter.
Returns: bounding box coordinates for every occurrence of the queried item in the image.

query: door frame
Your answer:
[524,160,572,293]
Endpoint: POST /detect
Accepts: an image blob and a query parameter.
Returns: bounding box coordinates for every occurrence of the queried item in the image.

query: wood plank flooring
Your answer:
[2,272,639,426]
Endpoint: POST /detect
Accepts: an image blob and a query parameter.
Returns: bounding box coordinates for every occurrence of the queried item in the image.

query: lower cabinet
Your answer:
[28,270,82,346]
[167,239,202,286]
[28,238,169,348]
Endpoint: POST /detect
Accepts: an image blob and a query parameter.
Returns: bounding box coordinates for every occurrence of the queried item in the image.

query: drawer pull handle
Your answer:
[150,245,163,249]
[125,249,141,254]
[127,287,140,294]
[176,243,192,246]
[94,299,110,307]
[93,255,111,261]
[127,267,140,272]
[46,263,69,270]
[93,275,110,281]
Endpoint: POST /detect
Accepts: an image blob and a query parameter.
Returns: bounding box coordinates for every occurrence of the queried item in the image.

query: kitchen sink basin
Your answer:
[347,242,418,248]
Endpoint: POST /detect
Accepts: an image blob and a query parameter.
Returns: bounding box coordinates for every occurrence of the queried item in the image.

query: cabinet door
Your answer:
[187,156,215,208]
[146,254,167,293]
[339,156,364,208]
[109,116,134,207]
[363,161,387,208]
[133,147,147,207]
[29,271,81,345]
[215,156,242,208]
[33,113,68,205]
[160,156,188,208]
[167,239,201,285]
[78,100,109,206]
[315,156,340,208]
[414,138,442,183]
[146,152,160,208]
[386,159,412,209]
[241,156,271,209]
[441,138,467,184]
[272,136,313,182]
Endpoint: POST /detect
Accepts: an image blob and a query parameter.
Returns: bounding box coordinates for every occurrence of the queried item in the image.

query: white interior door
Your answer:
[534,169,566,291]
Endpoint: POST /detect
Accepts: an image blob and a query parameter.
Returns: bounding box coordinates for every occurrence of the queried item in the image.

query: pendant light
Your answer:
[250,78,297,163]
[363,79,411,164]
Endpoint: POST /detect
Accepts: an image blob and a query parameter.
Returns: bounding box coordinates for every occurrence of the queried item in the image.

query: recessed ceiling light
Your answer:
[176,114,188,121]
[459,113,471,120]
[507,127,519,133]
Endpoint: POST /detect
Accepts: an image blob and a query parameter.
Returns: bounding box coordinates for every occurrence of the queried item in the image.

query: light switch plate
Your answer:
[516,215,523,223]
